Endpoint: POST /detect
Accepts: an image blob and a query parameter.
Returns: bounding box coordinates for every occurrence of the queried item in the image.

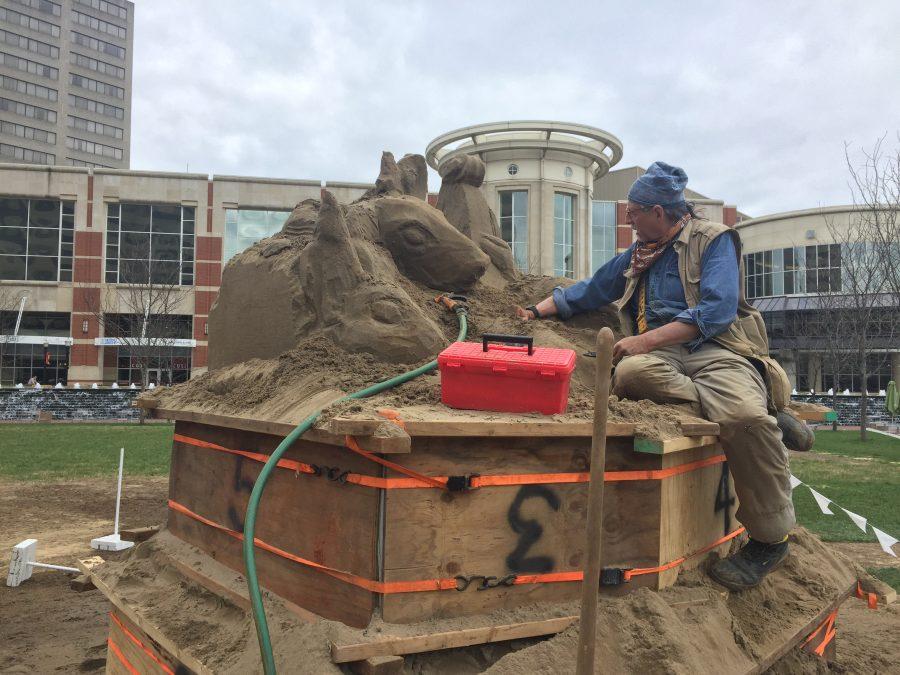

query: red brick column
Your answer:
[615,201,633,252]
[70,230,104,379]
[193,235,222,371]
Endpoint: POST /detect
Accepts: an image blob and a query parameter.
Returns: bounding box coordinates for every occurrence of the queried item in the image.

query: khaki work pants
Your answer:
[613,342,796,543]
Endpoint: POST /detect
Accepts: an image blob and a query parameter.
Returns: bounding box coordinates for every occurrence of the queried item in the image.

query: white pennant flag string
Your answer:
[808,487,834,515]
[872,527,899,558]
[789,474,803,490]
[841,508,868,533]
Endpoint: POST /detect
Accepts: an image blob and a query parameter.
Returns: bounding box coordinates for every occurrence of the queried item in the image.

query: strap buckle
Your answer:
[446,474,479,492]
[600,567,630,586]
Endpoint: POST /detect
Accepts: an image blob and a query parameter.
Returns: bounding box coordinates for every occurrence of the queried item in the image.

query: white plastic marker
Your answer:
[90,448,134,552]
[6,539,78,587]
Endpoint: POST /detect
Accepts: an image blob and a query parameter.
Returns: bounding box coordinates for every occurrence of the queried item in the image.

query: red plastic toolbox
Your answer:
[438,334,577,415]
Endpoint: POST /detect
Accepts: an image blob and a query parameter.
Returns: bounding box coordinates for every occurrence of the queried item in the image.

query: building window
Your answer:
[0,198,74,281]
[0,311,70,386]
[0,27,59,58]
[65,156,113,168]
[74,0,127,21]
[69,73,125,99]
[0,50,58,80]
[591,200,616,273]
[67,114,124,140]
[0,141,55,164]
[105,204,195,285]
[553,192,575,278]
[71,10,126,39]
[70,30,125,59]
[66,135,123,160]
[0,6,60,38]
[223,209,291,261]
[498,190,528,272]
[0,74,57,102]
[507,164,518,176]
[8,0,62,18]
[69,51,125,79]
[0,95,57,123]
[0,119,56,144]
[68,93,124,120]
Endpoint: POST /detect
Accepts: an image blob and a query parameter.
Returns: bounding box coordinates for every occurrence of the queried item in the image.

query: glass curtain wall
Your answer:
[224,209,291,261]
[553,193,575,278]
[105,204,195,285]
[498,190,528,272]
[0,311,70,385]
[0,198,74,281]
[591,200,616,273]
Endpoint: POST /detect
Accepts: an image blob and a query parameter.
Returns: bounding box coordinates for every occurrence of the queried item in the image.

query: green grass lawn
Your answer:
[790,430,900,591]
[0,423,173,480]
[790,431,900,543]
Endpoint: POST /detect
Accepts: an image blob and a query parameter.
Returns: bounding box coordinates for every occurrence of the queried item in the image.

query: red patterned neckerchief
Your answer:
[630,215,691,275]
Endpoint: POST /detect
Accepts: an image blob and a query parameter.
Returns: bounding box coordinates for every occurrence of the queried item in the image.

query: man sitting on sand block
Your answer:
[517,161,802,591]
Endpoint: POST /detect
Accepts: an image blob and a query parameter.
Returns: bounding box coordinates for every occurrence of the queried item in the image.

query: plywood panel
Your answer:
[167,421,379,627]
[107,609,185,675]
[381,437,663,623]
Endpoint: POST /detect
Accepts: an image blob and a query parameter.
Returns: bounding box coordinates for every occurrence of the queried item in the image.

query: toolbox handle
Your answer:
[482,333,534,356]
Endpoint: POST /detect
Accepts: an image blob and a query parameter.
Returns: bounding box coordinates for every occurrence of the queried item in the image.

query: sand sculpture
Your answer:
[208,152,519,369]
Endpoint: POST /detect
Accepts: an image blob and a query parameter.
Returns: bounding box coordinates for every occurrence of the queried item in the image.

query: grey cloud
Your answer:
[130,0,900,215]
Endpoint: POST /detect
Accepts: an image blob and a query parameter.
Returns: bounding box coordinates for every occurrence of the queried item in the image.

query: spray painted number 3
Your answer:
[505,485,561,573]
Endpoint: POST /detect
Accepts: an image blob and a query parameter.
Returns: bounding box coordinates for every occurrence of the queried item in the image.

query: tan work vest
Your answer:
[612,219,791,411]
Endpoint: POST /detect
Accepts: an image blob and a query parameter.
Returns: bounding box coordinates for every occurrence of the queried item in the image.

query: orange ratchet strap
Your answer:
[174,434,726,490]
[802,608,838,656]
[168,499,743,595]
[109,612,175,675]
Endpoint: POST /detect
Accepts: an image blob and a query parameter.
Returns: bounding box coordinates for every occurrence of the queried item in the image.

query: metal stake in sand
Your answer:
[90,447,134,552]
[6,539,79,587]
[576,327,615,675]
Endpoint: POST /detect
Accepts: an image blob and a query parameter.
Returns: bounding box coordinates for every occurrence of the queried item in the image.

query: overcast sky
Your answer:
[130,1,900,217]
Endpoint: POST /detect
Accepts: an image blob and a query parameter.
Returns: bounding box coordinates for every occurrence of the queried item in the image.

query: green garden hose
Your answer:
[243,310,468,674]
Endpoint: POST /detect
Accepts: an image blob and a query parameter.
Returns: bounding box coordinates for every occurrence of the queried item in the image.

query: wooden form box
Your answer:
[161,408,738,629]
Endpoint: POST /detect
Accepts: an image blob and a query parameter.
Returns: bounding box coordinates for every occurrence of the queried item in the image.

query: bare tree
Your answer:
[0,287,29,387]
[78,256,190,392]
[815,137,900,440]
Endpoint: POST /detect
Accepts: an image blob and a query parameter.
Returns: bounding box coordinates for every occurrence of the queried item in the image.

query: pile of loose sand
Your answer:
[94,528,877,674]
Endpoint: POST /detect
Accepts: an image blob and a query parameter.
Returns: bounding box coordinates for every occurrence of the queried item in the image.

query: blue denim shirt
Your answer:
[552,233,739,350]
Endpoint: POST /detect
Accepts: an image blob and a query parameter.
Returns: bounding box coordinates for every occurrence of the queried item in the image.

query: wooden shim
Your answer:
[87,566,213,674]
[120,526,160,543]
[745,583,854,675]
[633,435,719,455]
[331,616,577,663]
[677,421,720,436]
[76,556,105,575]
[349,655,405,675]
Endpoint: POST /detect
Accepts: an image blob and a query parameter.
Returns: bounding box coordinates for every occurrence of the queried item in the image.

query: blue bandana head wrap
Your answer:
[627,161,688,207]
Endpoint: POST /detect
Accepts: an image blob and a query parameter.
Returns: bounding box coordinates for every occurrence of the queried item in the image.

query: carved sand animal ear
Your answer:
[314,190,365,278]
[398,154,428,200]
[438,154,485,187]
[366,151,404,197]
[282,198,320,238]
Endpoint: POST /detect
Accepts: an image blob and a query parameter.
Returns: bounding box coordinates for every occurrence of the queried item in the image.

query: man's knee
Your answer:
[612,355,660,398]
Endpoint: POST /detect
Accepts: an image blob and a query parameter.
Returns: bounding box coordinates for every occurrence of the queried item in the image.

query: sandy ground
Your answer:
[0,477,897,674]
[0,477,168,674]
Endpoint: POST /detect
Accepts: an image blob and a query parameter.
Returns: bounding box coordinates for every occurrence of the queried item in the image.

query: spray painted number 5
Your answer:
[505,485,560,573]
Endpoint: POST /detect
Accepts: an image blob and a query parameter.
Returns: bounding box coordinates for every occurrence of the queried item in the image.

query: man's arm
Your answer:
[613,233,739,360]
[517,248,632,321]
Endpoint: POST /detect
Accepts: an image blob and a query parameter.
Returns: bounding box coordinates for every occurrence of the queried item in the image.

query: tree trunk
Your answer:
[860,382,868,442]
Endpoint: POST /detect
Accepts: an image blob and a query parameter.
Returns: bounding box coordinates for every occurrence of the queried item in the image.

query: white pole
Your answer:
[28,561,79,573]
[113,447,124,536]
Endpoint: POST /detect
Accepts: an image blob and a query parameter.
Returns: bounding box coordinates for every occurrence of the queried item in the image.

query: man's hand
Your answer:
[612,334,652,363]
[515,305,535,321]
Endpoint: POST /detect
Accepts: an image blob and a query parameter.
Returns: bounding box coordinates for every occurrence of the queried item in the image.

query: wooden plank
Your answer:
[107,608,188,675]
[331,616,577,663]
[380,436,665,623]
[633,435,719,455]
[77,556,105,575]
[745,584,854,675]
[149,406,411,453]
[89,570,211,674]
[168,421,379,628]
[120,526,160,543]
[349,655,405,675]
[677,421,720,436]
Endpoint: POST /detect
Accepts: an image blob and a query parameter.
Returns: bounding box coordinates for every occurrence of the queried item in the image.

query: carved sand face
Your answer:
[375,196,488,291]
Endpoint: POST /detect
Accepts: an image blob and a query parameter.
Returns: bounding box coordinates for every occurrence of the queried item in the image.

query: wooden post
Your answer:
[575,327,615,675]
